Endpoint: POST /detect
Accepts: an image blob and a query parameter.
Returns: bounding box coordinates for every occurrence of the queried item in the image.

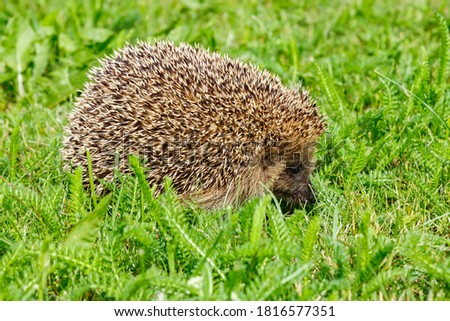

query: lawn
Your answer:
[0,0,449,300]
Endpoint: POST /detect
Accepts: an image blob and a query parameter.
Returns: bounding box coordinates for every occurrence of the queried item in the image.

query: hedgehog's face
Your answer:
[270,147,317,209]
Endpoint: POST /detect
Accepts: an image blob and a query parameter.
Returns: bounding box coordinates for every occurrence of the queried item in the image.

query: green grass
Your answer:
[1,0,449,300]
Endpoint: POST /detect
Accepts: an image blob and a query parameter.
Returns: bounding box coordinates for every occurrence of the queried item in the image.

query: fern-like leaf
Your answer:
[362,268,406,298]
[436,13,449,94]
[8,126,20,178]
[250,195,270,247]
[380,78,400,111]
[68,166,85,221]
[315,63,344,115]
[300,216,321,264]
[266,195,293,245]
[349,143,369,179]
[409,60,431,108]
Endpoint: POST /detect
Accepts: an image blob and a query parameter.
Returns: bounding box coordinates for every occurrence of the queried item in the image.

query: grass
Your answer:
[1,0,449,300]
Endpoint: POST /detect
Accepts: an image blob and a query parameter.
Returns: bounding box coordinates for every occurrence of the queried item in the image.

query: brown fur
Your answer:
[62,41,326,208]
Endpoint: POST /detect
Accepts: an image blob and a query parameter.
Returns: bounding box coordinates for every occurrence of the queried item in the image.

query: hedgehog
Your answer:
[62,41,326,209]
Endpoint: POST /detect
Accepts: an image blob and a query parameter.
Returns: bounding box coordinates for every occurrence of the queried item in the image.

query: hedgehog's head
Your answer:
[261,90,326,210]
[269,142,319,209]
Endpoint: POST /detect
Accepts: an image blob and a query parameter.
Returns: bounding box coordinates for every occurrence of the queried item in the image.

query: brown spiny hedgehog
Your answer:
[62,41,326,209]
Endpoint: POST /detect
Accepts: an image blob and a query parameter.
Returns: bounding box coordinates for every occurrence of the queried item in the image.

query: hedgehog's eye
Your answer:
[286,164,303,174]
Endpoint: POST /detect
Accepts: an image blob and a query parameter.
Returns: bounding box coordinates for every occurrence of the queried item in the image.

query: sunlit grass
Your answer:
[0,0,449,300]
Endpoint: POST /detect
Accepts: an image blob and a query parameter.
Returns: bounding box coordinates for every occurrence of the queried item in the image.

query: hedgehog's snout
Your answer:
[291,177,316,205]
[271,160,316,208]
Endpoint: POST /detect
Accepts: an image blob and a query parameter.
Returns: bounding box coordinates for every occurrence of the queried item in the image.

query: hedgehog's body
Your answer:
[63,42,326,208]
